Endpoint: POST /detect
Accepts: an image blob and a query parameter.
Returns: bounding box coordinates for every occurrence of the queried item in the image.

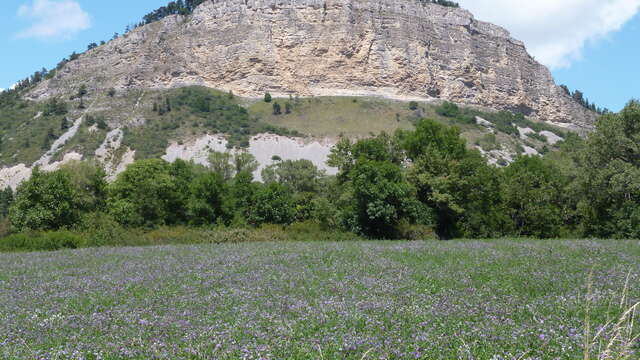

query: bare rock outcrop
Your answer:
[28,0,596,127]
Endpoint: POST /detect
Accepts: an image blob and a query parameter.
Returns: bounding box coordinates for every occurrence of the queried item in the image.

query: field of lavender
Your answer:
[0,240,638,359]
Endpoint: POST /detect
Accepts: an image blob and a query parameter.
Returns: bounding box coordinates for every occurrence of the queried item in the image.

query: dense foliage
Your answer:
[2,100,640,243]
[141,0,207,25]
[123,86,299,158]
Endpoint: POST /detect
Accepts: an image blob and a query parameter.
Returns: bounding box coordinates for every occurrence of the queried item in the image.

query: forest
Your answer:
[1,99,638,251]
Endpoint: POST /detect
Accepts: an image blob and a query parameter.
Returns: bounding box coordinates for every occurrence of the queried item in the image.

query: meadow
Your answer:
[0,239,638,359]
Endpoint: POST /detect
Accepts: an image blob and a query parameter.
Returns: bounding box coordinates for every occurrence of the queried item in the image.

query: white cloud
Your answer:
[457,0,640,69]
[17,0,91,40]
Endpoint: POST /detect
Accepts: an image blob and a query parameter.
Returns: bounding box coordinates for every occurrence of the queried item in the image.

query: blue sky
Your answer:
[553,14,640,112]
[1,0,638,112]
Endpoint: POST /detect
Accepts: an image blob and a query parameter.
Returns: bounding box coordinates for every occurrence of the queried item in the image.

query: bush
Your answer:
[436,101,460,118]
[76,212,130,247]
[0,230,83,252]
[397,221,437,240]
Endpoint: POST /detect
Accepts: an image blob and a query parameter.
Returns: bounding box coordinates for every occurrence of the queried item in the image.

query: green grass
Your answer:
[0,93,73,166]
[0,239,637,359]
[0,87,573,167]
[248,96,420,138]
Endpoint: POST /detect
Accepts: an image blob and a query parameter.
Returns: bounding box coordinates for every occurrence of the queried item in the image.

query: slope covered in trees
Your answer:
[1,100,638,247]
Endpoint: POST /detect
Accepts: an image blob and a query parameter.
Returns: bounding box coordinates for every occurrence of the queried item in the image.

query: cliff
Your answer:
[27,0,596,127]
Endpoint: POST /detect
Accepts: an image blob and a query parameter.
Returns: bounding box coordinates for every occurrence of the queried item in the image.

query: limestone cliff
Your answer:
[28,0,595,127]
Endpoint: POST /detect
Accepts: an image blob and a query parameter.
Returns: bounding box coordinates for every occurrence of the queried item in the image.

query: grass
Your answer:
[0,239,637,359]
[247,96,421,138]
[0,93,72,166]
[1,87,570,167]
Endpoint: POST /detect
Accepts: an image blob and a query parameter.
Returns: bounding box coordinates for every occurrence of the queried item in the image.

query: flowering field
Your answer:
[0,240,638,359]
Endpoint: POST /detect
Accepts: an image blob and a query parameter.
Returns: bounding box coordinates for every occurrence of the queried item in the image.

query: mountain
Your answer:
[27,0,595,127]
[0,0,597,189]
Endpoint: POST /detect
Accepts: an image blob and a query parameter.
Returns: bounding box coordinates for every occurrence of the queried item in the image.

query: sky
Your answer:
[0,0,639,112]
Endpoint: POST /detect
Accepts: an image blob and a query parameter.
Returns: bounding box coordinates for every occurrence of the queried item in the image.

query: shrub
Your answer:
[397,221,437,240]
[0,230,83,252]
[436,101,460,118]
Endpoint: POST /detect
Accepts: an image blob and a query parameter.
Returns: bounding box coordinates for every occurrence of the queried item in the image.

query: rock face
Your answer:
[28,0,595,127]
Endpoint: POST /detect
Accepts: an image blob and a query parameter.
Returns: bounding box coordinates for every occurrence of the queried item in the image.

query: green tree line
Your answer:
[2,100,640,241]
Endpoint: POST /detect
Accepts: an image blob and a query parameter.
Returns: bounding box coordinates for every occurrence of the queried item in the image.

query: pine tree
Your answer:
[272,102,282,115]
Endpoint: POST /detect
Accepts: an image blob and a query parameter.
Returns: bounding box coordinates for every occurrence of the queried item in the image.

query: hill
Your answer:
[0,0,597,188]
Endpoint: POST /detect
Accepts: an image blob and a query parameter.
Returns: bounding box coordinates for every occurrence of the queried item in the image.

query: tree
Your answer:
[168,159,200,224]
[229,170,257,221]
[42,128,56,150]
[96,117,108,130]
[435,101,460,118]
[574,100,640,238]
[209,151,258,181]
[107,159,180,227]
[328,132,404,183]
[77,84,87,109]
[59,161,107,213]
[43,98,68,116]
[344,159,419,238]
[272,102,281,115]
[9,168,80,231]
[187,172,228,225]
[264,92,272,103]
[400,119,505,238]
[285,102,292,114]
[248,183,295,225]
[233,152,258,175]
[262,159,323,193]
[501,156,566,238]
[0,187,14,218]
[60,117,69,131]
[208,152,235,181]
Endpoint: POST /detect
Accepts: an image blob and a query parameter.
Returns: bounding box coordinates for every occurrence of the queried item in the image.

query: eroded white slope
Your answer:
[163,134,338,180]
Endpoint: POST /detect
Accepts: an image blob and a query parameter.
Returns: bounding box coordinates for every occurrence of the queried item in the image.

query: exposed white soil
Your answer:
[539,130,563,145]
[517,127,535,140]
[33,116,84,167]
[522,145,540,156]
[476,146,515,166]
[475,116,493,127]
[0,164,31,190]
[162,134,228,166]
[163,133,338,180]
[95,128,136,181]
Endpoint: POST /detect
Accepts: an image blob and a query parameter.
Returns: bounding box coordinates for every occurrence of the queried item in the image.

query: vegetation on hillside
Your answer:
[1,100,638,245]
[0,92,74,165]
[122,86,299,159]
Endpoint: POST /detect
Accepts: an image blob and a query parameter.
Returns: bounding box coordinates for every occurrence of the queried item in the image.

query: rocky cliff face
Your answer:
[28,0,595,127]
